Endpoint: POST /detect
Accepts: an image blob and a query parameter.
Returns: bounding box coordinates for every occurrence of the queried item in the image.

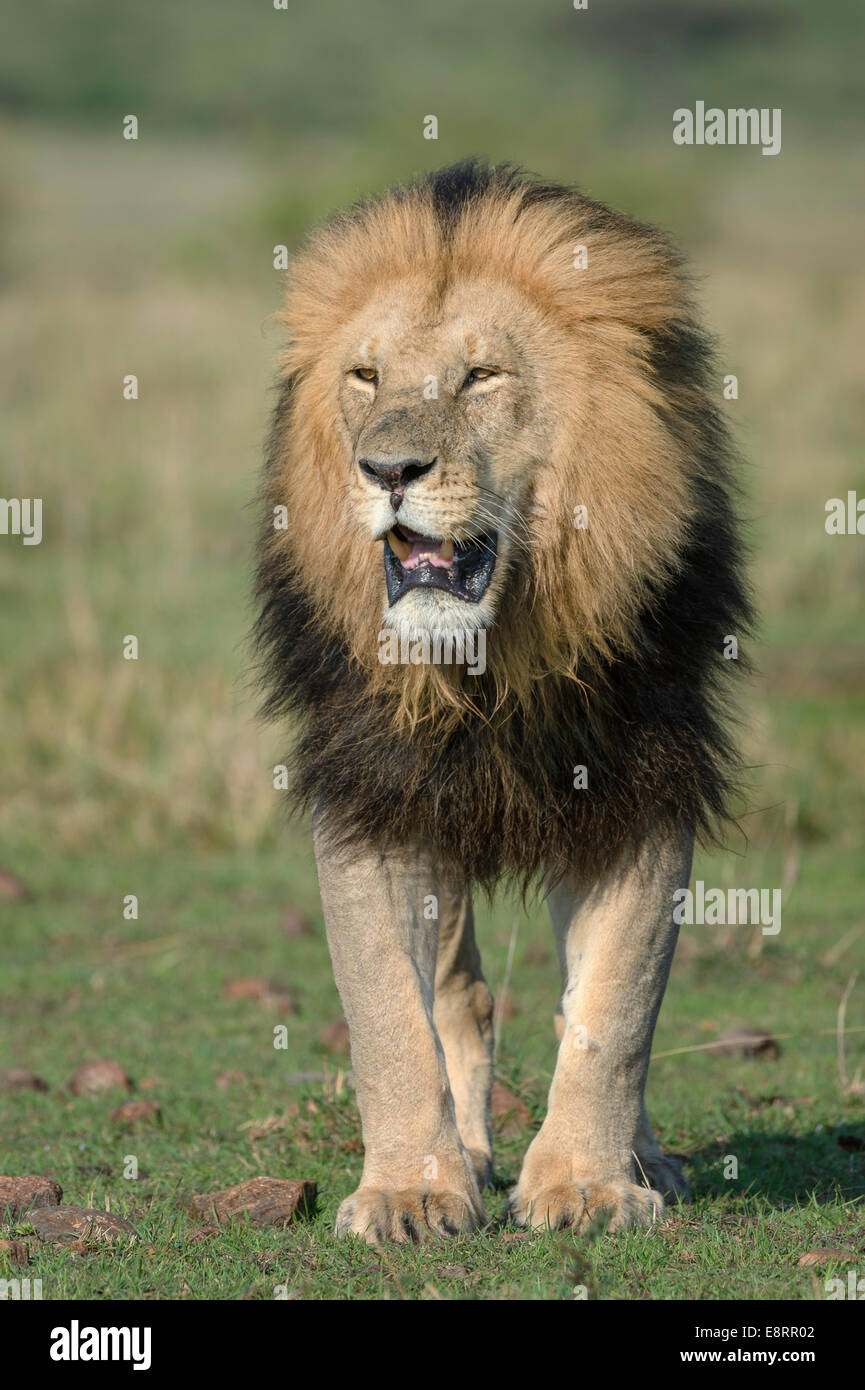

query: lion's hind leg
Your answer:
[633,1100,691,1202]
[433,874,495,1187]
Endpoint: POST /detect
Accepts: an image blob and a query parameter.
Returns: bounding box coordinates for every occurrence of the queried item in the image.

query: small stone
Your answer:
[224,976,269,1000]
[0,1068,48,1092]
[282,908,315,938]
[318,1018,350,1054]
[491,1081,531,1135]
[29,1206,136,1244]
[109,1100,161,1128]
[223,977,298,1012]
[188,1176,316,1228]
[68,1060,132,1095]
[0,1175,62,1219]
[0,867,30,900]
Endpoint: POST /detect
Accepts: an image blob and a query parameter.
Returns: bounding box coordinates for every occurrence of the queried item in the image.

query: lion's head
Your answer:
[257,164,749,884]
[264,162,719,723]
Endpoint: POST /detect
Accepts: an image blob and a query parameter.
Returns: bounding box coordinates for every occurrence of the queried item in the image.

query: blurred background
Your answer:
[0,0,863,1298]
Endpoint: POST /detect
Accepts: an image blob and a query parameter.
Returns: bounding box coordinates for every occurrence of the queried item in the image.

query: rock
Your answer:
[0,1068,48,1092]
[224,976,269,1000]
[0,1175,62,1219]
[216,1070,247,1090]
[29,1206,137,1245]
[522,943,551,966]
[491,1081,531,1135]
[0,867,30,900]
[282,908,315,939]
[188,1176,316,1228]
[108,1100,161,1128]
[223,977,298,1012]
[68,1060,132,1095]
[318,1018,350,1054]
[0,1239,30,1266]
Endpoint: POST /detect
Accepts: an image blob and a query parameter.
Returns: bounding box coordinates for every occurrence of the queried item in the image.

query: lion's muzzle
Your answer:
[383,527,497,605]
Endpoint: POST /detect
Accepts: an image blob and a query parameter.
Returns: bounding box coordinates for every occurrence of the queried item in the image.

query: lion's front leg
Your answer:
[312,818,486,1243]
[510,830,693,1233]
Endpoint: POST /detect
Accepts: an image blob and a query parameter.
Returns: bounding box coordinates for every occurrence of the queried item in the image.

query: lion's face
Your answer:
[334,278,553,639]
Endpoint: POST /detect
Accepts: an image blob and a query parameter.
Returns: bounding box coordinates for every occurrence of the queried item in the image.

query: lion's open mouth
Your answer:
[383,526,497,605]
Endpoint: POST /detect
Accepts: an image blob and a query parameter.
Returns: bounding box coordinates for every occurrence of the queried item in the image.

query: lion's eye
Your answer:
[463,367,499,388]
[351,367,378,384]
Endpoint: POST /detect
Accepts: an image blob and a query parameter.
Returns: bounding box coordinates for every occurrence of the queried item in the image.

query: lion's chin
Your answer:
[381,587,494,644]
[383,527,497,606]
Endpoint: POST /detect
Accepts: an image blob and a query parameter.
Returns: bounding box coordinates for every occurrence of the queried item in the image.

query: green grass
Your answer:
[1,1,865,1297]
[1,840,864,1299]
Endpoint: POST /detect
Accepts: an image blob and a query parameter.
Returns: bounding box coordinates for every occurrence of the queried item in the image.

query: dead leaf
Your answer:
[797,1247,857,1268]
[712,1026,781,1059]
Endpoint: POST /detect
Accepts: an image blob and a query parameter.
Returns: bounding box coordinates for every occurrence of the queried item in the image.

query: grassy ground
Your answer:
[1,841,864,1299]
[1,70,864,1299]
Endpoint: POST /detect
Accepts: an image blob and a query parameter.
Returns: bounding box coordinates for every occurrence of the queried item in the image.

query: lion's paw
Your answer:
[509,1176,665,1233]
[335,1186,486,1244]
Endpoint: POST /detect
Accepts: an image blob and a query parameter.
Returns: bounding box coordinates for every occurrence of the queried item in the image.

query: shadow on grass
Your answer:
[686,1124,865,1205]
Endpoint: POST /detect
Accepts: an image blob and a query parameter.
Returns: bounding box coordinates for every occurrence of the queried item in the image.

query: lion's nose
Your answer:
[358,454,437,490]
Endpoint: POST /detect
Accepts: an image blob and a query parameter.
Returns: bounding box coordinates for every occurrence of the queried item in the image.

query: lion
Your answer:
[255,161,750,1243]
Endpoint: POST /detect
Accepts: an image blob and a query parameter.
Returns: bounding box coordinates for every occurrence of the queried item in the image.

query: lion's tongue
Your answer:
[400,531,453,571]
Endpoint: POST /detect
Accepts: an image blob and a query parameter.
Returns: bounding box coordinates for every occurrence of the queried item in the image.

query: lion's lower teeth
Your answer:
[387,529,411,561]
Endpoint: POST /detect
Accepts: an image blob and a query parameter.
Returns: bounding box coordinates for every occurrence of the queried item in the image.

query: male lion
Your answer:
[255,162,750,1242]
